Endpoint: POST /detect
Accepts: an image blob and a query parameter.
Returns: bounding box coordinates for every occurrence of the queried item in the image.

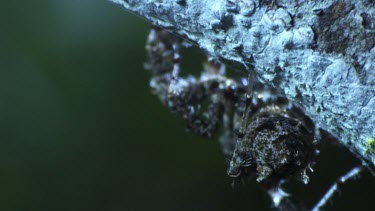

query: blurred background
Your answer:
[0,1,373,210]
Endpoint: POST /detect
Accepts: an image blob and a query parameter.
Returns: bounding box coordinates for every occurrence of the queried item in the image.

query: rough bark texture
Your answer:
[110,0,375,166]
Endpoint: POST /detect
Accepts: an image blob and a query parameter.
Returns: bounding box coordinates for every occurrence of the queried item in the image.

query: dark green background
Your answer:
[0,1,373,210]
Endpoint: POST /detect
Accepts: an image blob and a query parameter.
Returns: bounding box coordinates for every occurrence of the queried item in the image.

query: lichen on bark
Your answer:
[109,0,375,166]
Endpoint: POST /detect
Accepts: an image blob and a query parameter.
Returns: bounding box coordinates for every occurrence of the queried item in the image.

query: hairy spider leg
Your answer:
[227,72,255,178]
[146,28,242,137]
[240,72,254,132]
[312,165,364,211]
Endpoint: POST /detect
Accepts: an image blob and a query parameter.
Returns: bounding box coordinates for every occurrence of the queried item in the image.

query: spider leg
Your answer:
[181,61,245,137]
[242,72,254,126]
[184,94,224,137]
[145,28,241,137]
[228,72,254,158]
[219,116,236,157]
[312,165,364,211]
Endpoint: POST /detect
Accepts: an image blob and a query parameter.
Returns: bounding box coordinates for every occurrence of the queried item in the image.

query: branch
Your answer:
[110,0,375,166]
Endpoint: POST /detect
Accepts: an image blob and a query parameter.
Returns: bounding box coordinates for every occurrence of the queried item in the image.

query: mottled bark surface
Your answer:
[109,0,375,166]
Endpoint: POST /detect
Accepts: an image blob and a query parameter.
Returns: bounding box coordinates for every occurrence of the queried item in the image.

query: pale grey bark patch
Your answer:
[109,0,375,166]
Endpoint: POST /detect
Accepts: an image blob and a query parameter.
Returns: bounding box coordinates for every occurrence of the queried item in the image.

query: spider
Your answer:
[143,27,365,210]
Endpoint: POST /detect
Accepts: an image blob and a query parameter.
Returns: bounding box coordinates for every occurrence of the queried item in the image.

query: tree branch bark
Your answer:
[110,0,375,166]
